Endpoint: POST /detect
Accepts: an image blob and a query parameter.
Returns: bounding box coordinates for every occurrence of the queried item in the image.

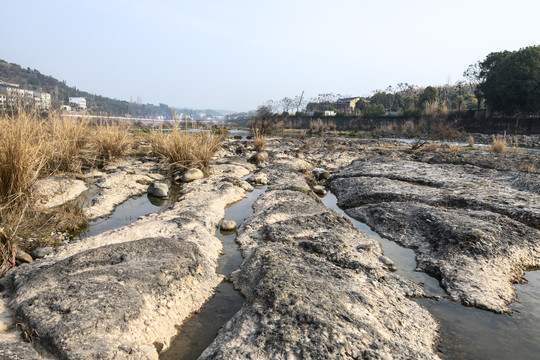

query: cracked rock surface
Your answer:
[329,148,540,313]
[199,153,440,360]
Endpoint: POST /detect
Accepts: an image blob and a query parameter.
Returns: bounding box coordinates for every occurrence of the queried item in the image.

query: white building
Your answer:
[69,97,86,110]
[0,81,51,110]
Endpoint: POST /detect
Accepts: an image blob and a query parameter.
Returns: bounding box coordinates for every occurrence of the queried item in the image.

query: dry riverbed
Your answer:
[0,136,539,359]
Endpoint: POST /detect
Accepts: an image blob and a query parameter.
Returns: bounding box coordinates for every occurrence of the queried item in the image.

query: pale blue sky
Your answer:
[2,0,540,111]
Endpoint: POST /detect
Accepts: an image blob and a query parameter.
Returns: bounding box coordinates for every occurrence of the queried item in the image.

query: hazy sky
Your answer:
[2,0,540,111]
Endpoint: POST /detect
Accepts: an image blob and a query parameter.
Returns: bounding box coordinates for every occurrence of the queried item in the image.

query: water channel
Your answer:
[160,186,267,360]
[321,190,540,360]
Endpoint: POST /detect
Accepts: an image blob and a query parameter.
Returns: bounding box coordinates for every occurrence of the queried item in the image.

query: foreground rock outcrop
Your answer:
[329,148,540,313]
[200,155,440,359]
[0,156,255,359]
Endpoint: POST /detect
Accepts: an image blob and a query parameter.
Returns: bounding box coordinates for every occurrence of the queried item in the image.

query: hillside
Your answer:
[0,59,174,118]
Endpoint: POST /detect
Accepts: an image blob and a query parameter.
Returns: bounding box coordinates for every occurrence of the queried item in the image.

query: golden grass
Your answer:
[90,121,133,165]
[490,134,507,153]
[45,113,89,173]
[253,130,266,151]
[467,135,475,148]
[151,127,222,172]
[0,111,136,272]
[0,111,47,206]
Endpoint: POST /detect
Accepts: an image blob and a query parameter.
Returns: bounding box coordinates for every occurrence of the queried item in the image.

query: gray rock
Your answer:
[248,151,268,165]
[147,181,169,198]
[182,168,204,182]
[31,247,54,259]
[220,220,237,231]
[6,237,214,360]
[379,255,394,267]
[200,157,439,360]
[249,173,269,185]
[15,250,33,264]
[329,149,540,313]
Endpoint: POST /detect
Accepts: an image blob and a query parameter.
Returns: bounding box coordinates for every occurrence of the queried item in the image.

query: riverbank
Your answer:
[0,136,538,359]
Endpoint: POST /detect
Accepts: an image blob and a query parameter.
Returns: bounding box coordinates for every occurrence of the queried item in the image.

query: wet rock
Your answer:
[235,146,245,155]
[182,168,205,182]
[248,151,268,165]
[31,247,54,259]
[379,255,394,267]
[220,220,237,231]
[249,172,269,185]
[313,169,331,181]
[147,182,169,198]
[312,185,327,195]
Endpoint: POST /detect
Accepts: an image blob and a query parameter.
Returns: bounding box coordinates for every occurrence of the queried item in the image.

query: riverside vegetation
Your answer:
[0,110,223,274]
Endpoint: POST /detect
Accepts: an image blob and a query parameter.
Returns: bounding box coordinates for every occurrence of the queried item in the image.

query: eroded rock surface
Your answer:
[329,148,540,313]
[200,155,440,359]
[0,156,254,359]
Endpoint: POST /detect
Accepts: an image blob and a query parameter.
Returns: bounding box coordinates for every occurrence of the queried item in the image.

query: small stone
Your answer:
[16,250,33,264]
[182,168,204,182]
[313,185,327,195]
[249,173,269,185]
[379,255,395,267]
[147,182,169,197]
[221,220,237,231]
[31,247,54,259]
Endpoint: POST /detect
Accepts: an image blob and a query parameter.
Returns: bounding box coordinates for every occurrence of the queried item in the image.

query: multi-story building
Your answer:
[69,97,86,110]
[0,80,52,110]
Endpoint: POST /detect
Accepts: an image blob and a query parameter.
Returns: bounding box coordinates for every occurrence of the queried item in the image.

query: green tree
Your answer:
[476,46,540,114]
[419,86,438,109]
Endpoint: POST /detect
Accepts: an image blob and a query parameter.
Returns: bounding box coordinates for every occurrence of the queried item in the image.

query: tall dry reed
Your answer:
[490,133,507,153]
[45,113,89,173]
[151,128,222,172]
[0,111,47,206]
[253,129,266,151]
[90,120,132,164]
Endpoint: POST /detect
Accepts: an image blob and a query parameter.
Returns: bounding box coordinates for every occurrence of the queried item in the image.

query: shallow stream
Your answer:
[321,190,540,360]
[160,186,267,360]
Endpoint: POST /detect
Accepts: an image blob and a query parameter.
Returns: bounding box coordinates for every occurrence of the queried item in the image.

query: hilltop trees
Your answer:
[472,46,540,115]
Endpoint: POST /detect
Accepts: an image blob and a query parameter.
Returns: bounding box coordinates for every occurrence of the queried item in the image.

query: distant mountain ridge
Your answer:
[0,59,174,118]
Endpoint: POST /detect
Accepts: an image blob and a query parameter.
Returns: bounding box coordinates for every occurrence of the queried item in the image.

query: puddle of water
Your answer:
[160,186,267,360]
[228,129,250,141]
[76,185,179,239]
[321,189,540,360]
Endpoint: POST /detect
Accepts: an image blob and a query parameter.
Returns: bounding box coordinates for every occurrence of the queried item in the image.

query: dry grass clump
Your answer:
[490,134,507,153]
[44,113,89,173]
[0,112,47,206]
[422,142,443,152]
[430,118,460,140]
[467,135,475,148]
[90,121,133,165]
[401,120,416,137]
[253,129,266,151]
[309,119,336,135]
[373,122,398,137]
[151,127,222,172]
